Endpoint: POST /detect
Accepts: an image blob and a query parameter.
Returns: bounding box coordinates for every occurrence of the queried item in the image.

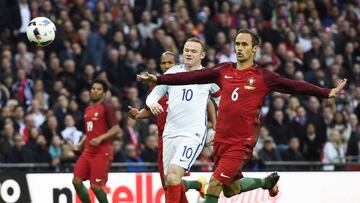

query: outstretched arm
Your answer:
[128,106,153,119]
[263,69,347,98]
[137,63,228,86]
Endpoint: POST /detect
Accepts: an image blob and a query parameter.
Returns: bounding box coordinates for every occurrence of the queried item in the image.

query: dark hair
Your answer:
[237,29,261,47]
[186,37,206,51]
[91,78,108,92]
[161,51,178,63]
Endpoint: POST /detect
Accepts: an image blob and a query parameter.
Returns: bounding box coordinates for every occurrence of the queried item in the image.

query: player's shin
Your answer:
[91,185,108,203]
[75,184,91,203]
[239,177,266,193]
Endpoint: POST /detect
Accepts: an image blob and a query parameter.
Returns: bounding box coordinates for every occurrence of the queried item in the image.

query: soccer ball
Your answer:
[26,17,56,47]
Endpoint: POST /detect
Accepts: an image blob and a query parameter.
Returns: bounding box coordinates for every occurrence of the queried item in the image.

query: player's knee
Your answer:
[223,182,240,198]
[90,184,101,192]
[223,188,237,198]
[166,171,181,185]
[207,176,223,195]
[72,178,82,190]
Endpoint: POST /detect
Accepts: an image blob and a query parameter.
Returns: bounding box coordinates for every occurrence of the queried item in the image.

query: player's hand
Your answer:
[128,106,140,119]
[73,144,82,151]
[89,137,102,146]
[329,78,347,98]
[137,73,157,85]
[149,102,164,115]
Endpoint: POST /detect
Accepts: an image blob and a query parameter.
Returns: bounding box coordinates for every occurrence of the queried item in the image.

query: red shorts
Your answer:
[212,142,253,185]
[74,148,113,186]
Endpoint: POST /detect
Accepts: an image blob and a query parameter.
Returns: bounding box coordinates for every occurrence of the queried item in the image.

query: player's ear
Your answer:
[200,51,206,59]
[252,46,258,54]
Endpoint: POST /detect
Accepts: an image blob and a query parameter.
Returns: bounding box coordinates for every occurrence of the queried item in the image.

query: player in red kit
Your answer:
[129,51,215,202]
[138,29,347,203]
[129,51,177,188]
[72,79,121,203]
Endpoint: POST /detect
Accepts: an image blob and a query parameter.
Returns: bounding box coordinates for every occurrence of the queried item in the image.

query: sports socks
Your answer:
[93,187,108,203]
[204,194,219,203]
[182,179,201,191]
[165,184,181,203]
[239,177,267,193]
[75,184,91,203]
[180,183,189,203]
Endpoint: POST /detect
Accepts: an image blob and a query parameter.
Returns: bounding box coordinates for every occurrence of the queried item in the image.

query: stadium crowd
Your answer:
[0,0,359,171]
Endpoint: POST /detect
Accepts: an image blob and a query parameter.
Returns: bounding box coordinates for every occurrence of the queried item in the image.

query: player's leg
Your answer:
[167,136,205,202]
[89,150,113,203]
[158,130,166,189]
[163,136,182,203]
[221,143,280,198]
[73,155,91,203]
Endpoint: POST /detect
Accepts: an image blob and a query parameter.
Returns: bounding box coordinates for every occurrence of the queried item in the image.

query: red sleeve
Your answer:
[104,103,118,127]
[157,62,229,86]
[262,69,331,98]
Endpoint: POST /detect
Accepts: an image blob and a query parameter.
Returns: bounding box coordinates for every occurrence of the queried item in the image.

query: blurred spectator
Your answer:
[140,135,158,162]
[258,136,282,170]
[5,135,26,163]
[327,111,351,152]
[124,143,146,172]
[49,135,62,170]
[267,110,291,150]
[40,115,61,145]
[61,114,83,145]
[0,123,17,157]
[281,137,305,162]
[113,138,126,163]
[322,129,346,170]
[302,123,324,161]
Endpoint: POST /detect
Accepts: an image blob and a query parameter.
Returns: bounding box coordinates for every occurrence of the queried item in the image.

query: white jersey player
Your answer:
[144,38,220,200]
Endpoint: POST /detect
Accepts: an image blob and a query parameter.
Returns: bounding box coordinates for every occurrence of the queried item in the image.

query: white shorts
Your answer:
[162,136,204,175]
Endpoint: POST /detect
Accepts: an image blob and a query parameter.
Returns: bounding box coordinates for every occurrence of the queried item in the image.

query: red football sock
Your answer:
[165,184,181,203]
[180,182,189,203]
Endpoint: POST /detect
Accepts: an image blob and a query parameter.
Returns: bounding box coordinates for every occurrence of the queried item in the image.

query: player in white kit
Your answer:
[145,38,220,203]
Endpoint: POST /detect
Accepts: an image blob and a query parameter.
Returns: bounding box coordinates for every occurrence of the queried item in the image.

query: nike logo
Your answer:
[220,173,231,178]
[95,178,102,182]
[245,137,251,141]
[180,159,187,162]
[224,75,233,79]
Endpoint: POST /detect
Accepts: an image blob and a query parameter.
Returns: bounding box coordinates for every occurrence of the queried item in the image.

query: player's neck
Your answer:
[184,63,201,71]
[236,59,254,70]
[91,98,104,105]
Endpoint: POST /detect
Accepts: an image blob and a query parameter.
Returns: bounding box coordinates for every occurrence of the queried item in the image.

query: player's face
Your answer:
[235,33,257,63]
[160,54,176,73]
[90,83,105,102]
[183,41,205,68]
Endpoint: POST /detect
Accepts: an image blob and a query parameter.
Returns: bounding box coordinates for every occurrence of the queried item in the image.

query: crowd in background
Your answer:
[0,0,359,172]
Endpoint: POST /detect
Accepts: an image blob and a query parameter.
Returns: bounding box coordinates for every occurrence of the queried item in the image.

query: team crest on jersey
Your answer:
[244,77,256,90]
[92,112,99,120]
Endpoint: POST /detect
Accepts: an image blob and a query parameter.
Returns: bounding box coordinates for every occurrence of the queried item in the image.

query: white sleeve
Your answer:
[146,85,168,107]
[210,83,220,95]
[210,83,221,107]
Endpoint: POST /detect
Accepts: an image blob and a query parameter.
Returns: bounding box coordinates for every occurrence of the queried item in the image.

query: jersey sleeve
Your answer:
[210,83,221,98]
[262,69,331,97]
[104,104,118,127]
[157,62,228,86]
[146,85,168,107]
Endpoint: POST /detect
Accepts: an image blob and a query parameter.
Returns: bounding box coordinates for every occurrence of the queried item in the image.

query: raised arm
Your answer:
[262,69,347,98]
[137,62,228,86]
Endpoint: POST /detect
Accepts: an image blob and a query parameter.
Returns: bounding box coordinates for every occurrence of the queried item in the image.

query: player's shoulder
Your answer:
[164,64,183,74]
[209,62,235,70]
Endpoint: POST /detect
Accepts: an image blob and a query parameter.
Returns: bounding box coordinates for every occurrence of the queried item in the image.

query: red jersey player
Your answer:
[137,29,347,203]
[72,79,121,203]
[129,51,216,202]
